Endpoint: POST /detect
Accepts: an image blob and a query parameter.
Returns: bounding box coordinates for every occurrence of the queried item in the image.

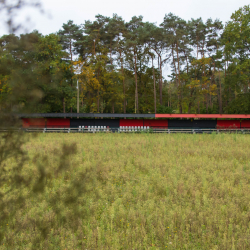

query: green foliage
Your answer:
[225,93,250,114]
[157,105,174,114]
[1,5,250,114]
[222,5,250,109]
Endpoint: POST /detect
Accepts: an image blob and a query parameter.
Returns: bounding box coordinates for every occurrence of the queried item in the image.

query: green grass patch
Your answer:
[1,133,250,249]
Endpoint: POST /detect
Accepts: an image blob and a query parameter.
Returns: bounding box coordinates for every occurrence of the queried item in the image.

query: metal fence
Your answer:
[2,127,250,134]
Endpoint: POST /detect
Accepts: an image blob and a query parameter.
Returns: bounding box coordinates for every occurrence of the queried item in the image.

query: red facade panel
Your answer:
[22,118,29,128]
[241,120,250,128]
[119,119,144,127]
[144,119,168,128]
[217,120,240,129]
[46,118,70,128]
[22,118,45,128]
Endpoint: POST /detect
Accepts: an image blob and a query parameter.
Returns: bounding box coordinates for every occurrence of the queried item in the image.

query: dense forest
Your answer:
[0,5,249,114]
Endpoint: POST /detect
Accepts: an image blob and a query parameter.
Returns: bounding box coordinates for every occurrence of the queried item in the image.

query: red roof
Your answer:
[155,114,250,119]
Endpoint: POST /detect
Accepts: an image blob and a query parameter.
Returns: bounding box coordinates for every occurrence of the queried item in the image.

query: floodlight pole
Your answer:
[77,79,79,119]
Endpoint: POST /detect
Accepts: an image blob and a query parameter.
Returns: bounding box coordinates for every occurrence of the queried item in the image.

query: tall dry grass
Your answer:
[1,133,250,249]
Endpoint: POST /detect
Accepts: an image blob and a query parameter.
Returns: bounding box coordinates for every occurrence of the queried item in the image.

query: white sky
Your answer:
[0,0,249,36]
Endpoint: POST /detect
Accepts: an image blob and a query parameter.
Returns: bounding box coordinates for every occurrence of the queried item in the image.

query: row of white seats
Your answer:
[78,126,108,132]
[119,126,150,132]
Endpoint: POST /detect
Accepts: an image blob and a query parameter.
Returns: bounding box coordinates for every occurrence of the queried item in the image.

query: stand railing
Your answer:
[1,127,250,134]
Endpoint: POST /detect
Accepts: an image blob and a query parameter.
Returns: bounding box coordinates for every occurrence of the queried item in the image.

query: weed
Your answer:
[1,133,250,249]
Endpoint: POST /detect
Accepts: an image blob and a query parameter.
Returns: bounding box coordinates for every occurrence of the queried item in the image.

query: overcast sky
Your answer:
[0,0,249,36]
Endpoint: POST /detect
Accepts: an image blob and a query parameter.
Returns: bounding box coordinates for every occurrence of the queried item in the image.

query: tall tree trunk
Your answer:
[229,87,232,102]
[172,45,178,89]
[218,71,222,114]
[188,89,194,113]
[184,52,189,75]
[196,33,199,60]
[70,39,73,86]
[202,39,205,59]
[152,56,156,114]
[110,42,113,65]
[170,85,171,108]
[168,85,170,108]
[97,69,100,113]
[120,53,126,113]
[172,45,179,111]
[97,95,99,113]
[176,42,182,114]
[187,53,194,113]
[211,61,215,110]
[117,36,126,114]
[70,40,73,114]
[157,54,163,105]
[206,93,208,113]
[134,48,138,113]
[63,97,65,113]
[63,97,66,119]
[160,58,163,106]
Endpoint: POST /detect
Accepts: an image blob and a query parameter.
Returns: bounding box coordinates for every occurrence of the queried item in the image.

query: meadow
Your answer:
[1,133,250,249]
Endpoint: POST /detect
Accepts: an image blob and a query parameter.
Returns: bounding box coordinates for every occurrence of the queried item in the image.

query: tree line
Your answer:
[0,5,249,114]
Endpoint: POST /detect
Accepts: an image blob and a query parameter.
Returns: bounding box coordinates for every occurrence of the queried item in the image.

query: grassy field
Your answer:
[1,133,250,249]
